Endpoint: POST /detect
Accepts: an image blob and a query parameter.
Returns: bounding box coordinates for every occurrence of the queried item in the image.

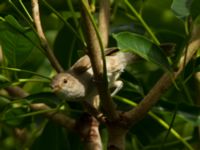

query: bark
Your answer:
[81,0,118,120]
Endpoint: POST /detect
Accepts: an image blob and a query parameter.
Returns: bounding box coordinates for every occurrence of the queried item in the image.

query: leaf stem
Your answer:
[18,108,58,118]
[124,0,160,45]
[0,67,51,80]
[19,0,33,22]
[18,78,50,83]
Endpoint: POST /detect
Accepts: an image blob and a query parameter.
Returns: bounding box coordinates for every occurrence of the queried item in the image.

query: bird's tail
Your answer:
[118,51,141,67]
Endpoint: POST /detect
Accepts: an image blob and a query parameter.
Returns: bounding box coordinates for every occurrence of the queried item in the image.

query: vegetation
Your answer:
[0,0,200,149]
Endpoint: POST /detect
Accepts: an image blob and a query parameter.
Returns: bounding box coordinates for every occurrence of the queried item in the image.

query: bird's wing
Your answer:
[70,55,91,74]
[70,47,119,74]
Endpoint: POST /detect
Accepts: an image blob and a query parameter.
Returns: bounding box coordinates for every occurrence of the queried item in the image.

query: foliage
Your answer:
[0,0,200,150]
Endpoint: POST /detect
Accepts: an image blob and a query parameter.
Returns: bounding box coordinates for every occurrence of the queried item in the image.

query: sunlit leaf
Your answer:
[171,0,192,18]
[113,32,171,71]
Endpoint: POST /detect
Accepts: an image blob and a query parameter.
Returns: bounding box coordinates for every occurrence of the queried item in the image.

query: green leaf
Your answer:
[113,32,171,71]
[171,0,192,18]
[0,15,40,67]
[4,15,27,32]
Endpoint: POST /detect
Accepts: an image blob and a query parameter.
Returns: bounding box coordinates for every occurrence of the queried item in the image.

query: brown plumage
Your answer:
[51,48,139,105]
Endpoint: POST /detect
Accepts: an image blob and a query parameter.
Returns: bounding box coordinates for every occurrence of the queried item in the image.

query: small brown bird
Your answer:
[51,48,139,106]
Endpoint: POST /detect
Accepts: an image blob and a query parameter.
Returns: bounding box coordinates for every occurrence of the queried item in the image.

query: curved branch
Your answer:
[31,0,63,73]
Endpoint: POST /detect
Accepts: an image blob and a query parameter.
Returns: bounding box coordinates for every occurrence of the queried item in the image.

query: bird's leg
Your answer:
[110,80,123,96]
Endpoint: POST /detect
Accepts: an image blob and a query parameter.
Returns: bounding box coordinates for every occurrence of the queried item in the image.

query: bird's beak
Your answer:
[50,84,61,93]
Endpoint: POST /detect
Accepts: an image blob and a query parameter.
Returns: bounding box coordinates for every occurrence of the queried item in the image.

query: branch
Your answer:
[5,86,76,130]
[5,86,103,147]
[6,86,28,98]
[76,113,102,150]
[107,125,127,150]
[99,0,110,48]
[31,0,63,73]
[30,103,76,130]
[123,23,200,125]
[81,0,118,120]
[31,106,103,149]
[31,104,103,149]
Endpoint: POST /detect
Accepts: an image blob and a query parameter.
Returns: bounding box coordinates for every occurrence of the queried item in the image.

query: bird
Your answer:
[51,48,139,107]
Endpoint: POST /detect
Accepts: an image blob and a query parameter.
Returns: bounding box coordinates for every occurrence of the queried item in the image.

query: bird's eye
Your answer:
[63,79,68,84]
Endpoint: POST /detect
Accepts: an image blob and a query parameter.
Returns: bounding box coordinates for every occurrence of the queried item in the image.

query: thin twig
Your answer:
[124,0,160,45]
[31,0,63,73]
[81,0,118,120]
[123,23,200,125]
[19,0,33,22]
[99,0,110,48]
